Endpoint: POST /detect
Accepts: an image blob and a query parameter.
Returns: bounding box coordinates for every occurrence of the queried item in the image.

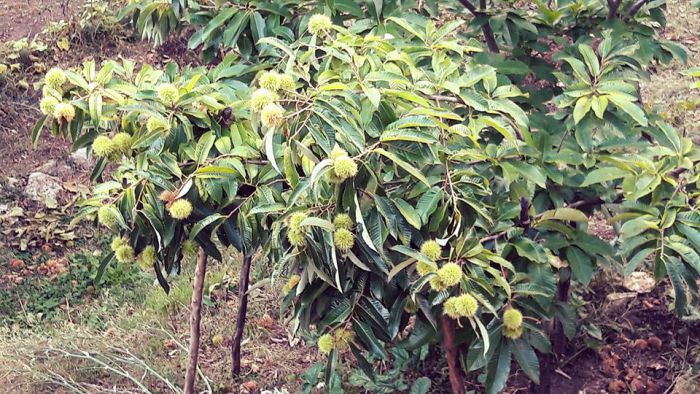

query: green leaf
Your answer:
[189,214,225,240]
[608,95,648,126]
[364,86,381,109]
[373,148,430,187]
[410,377,432,394]
[620,216,659,239]
[561,57,590,83]
[352,319,388,359]
[387,257,421,282]
[512,339,540,384]
[264,130,280,173]
[350,344,375,382]
[501,161,547,188]
[390,245,434,265]
[573,96,592,124]
[416,188,443,223]
[580,167,628,187]
[31,115,49,147]
[194,165,240,179]
[486,341,511,394]
[624,247,655,276]
[394,198,422,229]
[566,246,594,285]
[578,44,600,77]
[591,95,608,119]
[300,217,335,231]
[195,132,216,164]
[538,208,588,222]
[380,129,437,144]
[665,257,689,316]
[248,203,285,215]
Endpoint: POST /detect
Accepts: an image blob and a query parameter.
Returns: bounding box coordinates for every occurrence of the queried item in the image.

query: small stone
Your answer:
[24,172,63,205]
[623,271,656,293]
[604,292,637,312]
[69,147,92,168]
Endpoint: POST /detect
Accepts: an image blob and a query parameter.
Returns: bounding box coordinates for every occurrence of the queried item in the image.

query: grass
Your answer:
[0,244,316,393]
[643,0,700,135]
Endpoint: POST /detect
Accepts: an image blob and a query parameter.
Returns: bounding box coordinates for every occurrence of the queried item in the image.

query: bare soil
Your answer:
[0,0,79,41]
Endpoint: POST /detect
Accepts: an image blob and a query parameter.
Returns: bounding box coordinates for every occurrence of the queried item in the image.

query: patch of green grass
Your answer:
[0,251,148,328]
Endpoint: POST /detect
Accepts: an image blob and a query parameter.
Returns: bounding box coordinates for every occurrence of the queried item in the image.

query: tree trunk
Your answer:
[184,248,207,394]
[441,315,466,394]
[535,267,571,394]
[231,254,252,377]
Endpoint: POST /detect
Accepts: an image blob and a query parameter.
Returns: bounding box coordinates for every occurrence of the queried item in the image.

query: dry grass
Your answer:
[642,0,700,135]
[0,251,318,393]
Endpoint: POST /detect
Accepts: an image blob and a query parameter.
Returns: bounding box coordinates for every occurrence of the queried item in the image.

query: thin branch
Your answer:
[456,0,500,53]
[427,94,461,103]
[626,0,650,18]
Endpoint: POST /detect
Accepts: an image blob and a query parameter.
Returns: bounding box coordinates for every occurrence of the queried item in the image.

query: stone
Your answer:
[24,172,63,205]
[69,147,92,168]
[604,292,637,313]
[623,271,656,293]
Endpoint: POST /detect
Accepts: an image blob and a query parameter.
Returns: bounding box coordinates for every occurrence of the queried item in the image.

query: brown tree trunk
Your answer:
[441,315,466,394]
[231,254,252,377]
[184,248,208,394]
[535,267,571,394]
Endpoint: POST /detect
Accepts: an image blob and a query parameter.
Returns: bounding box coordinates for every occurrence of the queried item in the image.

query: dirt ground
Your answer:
[1,0,700,393]
[0,0,79,41]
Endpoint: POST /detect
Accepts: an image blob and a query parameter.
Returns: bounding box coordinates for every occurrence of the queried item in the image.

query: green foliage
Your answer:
[0,251,145,327]
[118,0,429,60]
[36,0,700,391]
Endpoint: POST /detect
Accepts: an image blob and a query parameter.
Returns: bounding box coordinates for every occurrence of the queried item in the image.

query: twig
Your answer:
[456,0,500,53]
[626,0,650,18]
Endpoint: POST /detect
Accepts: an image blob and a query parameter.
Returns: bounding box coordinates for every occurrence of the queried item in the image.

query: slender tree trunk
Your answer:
[184,248,207,394]
[231,254,252,377]
[535,267,571,394]
[553,267,571,354]
[441,315,466,394]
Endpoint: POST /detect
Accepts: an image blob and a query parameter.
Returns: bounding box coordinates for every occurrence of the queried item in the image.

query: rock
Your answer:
[624,271,656,293]
[24,172,63,206]
[34,159,57,173]
[605,292,637,312]
[69,147,92,168]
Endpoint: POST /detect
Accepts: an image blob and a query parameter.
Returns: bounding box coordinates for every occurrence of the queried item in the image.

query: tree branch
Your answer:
[606,0,621,20]
[457,0,500,53]
[626,0,650,18]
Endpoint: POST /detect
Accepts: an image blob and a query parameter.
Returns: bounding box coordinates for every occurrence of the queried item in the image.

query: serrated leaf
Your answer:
[373,148,430,187]
[512,339,540,384]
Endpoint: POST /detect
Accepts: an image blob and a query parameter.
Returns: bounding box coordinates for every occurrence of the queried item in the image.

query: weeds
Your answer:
[0,250,147,328]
